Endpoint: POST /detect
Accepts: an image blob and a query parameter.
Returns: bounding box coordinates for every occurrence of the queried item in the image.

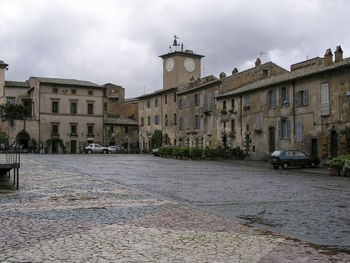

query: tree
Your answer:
[151,130,162,148]
[0,103,28,126]
[0,132,8,145]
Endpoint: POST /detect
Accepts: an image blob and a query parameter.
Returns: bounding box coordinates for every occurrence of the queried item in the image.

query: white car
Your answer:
[108,145,123,153]
[84,143,109,154]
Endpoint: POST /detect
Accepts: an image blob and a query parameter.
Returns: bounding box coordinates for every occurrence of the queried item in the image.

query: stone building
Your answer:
[217,46,350,161]
[1,76,105,153]
[103,83,139,150]
[138,38,205,151]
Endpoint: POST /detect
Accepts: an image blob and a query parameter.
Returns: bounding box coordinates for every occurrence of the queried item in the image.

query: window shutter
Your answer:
[207,93,211,111]
[286,87,290,105]
[266,91,270,109]
[279,87,283,107]
[207,117,212,135]
[256,114,261,129]
[295,92,299,107]
[200,117,204,132]
[200,95,204,107]
[272,88,276,108]
[286,119,291,139]
[303,90,308,106]
[278,120,282,139]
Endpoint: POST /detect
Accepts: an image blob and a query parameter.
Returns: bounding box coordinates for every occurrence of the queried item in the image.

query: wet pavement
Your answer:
[0,154,349,262]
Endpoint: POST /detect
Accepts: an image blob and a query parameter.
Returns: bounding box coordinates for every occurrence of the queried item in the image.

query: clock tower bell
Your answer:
[160,36,204,90]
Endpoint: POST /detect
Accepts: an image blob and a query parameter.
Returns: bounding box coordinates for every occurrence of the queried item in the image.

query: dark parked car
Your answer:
[269,150,320,170]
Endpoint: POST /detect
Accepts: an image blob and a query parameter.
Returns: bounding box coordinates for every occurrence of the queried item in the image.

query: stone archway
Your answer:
[16,130,30,149]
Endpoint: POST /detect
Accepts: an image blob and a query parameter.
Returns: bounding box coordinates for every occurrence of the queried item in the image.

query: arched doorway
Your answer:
[16,130,30,149]
[330,130,338,158]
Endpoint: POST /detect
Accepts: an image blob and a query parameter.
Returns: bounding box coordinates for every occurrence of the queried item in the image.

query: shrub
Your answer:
[190,148,203,158]
[330,155,350,170]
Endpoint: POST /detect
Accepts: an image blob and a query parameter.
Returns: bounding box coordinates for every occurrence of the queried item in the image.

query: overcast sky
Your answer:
[1,0,349,98]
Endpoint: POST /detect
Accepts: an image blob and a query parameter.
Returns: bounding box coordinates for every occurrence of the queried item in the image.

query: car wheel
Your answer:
[102,150,107,154]
[282,162,289,170]
[311,161,316,168]
[273,166,279,170]
[88,150,92,154]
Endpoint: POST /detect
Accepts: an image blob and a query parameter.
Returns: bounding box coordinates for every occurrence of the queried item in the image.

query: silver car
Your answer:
[84,143,109,154]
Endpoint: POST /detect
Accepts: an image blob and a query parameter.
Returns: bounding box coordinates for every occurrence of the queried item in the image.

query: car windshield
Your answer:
[271,151,282,157]
[95,144,102,147]
[294,151,306,157]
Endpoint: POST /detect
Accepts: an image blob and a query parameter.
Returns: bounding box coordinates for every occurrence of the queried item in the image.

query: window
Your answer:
[140,102,144,110]
[179,98,183,109]
[110,126,114,132]
[278,118,291,139]
[70,124,77,136]
[6,97,15,104]
[147,100,150,109]
[70,102,77,114]
[87,125,94,136]
[295,90,308,107]
[165,114,168,126]
[87,103,94,115]
[53,88,58,93]
[141,117,144,126]
[200,117,204,132]
[231,119,235,132]
[52,124,59,136]
[186,96,190,108]
[266,88,276,109]
[194,94,199,106]
[104,102,107,111]
[154,115,159,125]
[125,126,128,134]
[173,113,177,125]
[262,69,269,77]
[256,114,261,129]
[296,123,303,142]
[200,95,204,107]
[207,93,211,111]
[147,116,150,125]
[155,98,158,107]
[207,117,212,135]
[88,90,93,95]
[321,83,330,116]
[179,117,183,131]
[214,90,219,105]
[186,115,190,130]
[71,89,76,94]
[223,100,227,110]
[245,95,251,108]
[164,94,167,105]
[173,92,177,102]
[231,99,235,109]
[279,87,290,107]
[52,101,59,113]
[194,114,199,129]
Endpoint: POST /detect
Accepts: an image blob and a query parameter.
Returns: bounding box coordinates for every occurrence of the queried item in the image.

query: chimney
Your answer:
[255,58,261,67]
[232,68,238,74]
[219,72,226,79]
[334,45,343,63]
[324,48,333,66]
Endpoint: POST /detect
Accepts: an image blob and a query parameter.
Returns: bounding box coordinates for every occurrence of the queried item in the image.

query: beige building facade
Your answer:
[217,46,350,162]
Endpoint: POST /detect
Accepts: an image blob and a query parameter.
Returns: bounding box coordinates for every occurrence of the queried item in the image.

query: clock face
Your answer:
[166,58,174,72]
[184,58,195,72]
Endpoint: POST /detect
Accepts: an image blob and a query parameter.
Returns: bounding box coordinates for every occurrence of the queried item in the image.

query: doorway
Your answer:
[311,138,318,158]
[330,130,338,158]
[70,140,77,154]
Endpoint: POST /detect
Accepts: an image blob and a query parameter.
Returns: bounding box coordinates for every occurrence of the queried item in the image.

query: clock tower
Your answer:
[160,36,204,90]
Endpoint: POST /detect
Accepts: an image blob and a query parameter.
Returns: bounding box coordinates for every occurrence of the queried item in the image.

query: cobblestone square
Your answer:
[0,154,349,262]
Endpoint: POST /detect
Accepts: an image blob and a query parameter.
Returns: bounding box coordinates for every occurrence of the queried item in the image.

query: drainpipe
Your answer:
[239,95,243,138]
[292,81,296,135]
